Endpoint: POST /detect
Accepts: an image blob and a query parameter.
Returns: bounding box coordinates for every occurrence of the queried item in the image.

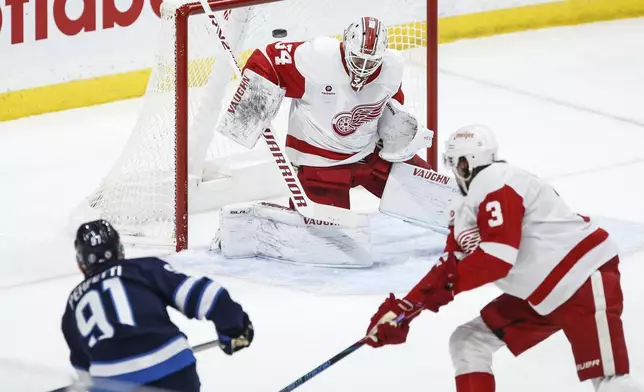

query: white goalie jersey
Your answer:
[242,37,410,167]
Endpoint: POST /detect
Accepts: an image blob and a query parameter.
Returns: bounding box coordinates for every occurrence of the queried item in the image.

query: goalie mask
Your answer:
[443,124,498,195]
[342,16,388,91]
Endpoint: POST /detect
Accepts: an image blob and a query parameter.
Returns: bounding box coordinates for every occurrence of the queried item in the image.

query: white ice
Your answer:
[1,17,644,392]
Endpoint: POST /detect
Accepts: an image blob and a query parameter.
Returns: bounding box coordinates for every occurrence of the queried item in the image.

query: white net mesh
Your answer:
[73,0,430,246]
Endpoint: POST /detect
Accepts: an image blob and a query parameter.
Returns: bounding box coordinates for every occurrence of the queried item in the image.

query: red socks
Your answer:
[455,372,496,392]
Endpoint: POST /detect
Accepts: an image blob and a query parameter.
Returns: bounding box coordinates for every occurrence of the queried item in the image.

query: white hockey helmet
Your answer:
[342,16,388,91]
[443,124,499,194]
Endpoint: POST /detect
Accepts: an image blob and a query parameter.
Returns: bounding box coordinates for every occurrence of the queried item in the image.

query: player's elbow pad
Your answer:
[208,288,246,331]
[377,100,433,162]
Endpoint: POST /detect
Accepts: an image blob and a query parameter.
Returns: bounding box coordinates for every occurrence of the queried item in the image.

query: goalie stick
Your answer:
[48,339,219,392]
[277,308,424,392]
[196,0,360,227]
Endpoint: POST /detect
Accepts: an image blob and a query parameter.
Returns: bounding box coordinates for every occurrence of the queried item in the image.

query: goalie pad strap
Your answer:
[215,69,286,149]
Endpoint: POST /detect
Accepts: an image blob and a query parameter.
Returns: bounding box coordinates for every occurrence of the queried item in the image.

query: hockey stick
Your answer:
[192,338,220,353]
[278,338,365,392]
[277,308,423,392]
[48,340,219,392]
[195,0,361,227]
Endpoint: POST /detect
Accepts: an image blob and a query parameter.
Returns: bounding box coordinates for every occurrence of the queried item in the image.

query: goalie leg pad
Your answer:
[216,202,373,268]
[355,150,432,198]
[216,69,286,149]
[379,163,461,233]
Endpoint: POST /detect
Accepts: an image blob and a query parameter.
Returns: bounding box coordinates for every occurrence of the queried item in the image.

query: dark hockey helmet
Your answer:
[75,220,124,275]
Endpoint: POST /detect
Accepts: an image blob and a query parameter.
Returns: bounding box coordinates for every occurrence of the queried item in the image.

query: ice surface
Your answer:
[1,17,644,392]
[167,213,644,296]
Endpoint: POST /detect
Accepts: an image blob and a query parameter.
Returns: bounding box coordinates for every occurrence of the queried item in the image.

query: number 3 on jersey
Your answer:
[75,278,135,347]
[486,200,504,228]
[274,42,293,65]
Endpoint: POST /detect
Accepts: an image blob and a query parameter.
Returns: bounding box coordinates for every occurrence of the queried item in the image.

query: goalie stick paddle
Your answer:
[277,309,423,392]
[47,339,219,392]
[195,0,361,228]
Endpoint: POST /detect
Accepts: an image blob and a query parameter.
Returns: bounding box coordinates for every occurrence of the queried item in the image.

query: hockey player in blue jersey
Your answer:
[61,220,254,391]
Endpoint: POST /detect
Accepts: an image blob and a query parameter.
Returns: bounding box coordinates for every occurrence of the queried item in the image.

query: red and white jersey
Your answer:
[243,37,405,167]
[450,162,618,315]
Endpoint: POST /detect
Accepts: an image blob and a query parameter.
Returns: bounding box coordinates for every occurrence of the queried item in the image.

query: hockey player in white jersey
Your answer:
[364,125,644,391]
[222,16,433,210]
[213,16,437,267]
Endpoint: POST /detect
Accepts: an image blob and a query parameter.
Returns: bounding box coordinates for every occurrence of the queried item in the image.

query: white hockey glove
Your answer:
[377,100,434,162]
[215,69,286,149]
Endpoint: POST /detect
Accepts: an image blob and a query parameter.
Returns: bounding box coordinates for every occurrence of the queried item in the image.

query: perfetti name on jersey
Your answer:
[67,265,122,310]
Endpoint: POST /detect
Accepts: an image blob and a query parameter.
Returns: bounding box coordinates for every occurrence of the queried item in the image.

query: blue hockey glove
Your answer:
[217,312,254,355]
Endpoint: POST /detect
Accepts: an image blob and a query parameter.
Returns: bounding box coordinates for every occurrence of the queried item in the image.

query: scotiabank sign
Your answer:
[0,0,163,45]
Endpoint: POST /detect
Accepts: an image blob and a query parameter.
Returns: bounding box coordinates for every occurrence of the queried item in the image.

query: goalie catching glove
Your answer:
[377,99,434,162]
[216,69,286,149]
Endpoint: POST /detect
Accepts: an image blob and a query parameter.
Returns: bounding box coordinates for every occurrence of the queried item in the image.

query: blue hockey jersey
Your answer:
[61,257,245,386]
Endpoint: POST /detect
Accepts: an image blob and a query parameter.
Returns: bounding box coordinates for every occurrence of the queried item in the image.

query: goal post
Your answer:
[427,0,438,170]
[175,0,288,250]
[72,0,439,252]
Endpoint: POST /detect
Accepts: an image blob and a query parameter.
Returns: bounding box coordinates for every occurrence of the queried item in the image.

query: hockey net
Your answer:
[71,0,437,251]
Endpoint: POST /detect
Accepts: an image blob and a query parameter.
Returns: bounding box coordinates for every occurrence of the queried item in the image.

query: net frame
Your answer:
[75,0,439,252]
[174,0,291,250]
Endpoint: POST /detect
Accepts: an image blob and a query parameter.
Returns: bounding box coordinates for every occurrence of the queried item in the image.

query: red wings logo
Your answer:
[331,97,388,136]
[457,227,481,255]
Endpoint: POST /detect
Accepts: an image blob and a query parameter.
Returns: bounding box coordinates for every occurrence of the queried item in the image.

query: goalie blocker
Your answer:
[216,69,286,148]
